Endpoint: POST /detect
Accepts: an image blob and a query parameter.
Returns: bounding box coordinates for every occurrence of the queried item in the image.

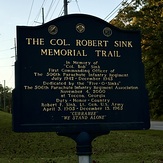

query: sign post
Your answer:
[79,156,90,163]
[13,14,150,161]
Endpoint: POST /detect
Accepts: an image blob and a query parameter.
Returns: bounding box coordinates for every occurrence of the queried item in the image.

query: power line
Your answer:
[58,5,64,17]
[104,0,127,21]
[108,0,135,22]
[75,0,81,13]
[33,0,47,25]
[27,0,35,25]
[45,0,55,21]
[7,66,14,88]
[57,0,66,17]
[49,0,60,19]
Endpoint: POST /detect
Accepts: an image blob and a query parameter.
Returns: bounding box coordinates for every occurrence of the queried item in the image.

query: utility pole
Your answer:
[64,0,68,15]
[34,8,44,25]
[42,8,45,24]
[3,80,6,112]
[14,38,17,60]
[11,38,17,61]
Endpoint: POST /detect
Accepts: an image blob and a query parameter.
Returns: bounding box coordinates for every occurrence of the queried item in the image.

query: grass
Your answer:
[0,111,163,163]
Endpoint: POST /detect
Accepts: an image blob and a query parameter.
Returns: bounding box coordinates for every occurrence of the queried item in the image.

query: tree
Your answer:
[0,84,12,113]
[110,0,163,119]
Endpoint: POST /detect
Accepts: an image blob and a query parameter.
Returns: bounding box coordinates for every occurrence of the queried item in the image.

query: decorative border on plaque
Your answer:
[48,25,58,35]
[103,27,112,37]
[76,23,85,33]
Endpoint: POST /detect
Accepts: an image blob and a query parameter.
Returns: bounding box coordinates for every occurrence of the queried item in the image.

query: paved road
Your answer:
[150,121,163,130]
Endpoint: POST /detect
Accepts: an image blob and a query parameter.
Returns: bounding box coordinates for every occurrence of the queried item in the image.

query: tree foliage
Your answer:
[110,0,163,118]
[0,84,12,113]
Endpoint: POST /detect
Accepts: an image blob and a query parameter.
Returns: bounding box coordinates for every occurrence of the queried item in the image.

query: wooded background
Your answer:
[0,0,162,119]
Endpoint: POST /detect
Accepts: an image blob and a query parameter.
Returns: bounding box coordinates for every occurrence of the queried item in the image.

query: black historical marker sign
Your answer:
[12,14,150,132]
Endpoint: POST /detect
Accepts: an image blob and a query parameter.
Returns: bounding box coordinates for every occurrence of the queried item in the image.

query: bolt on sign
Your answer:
[12,14,150,132]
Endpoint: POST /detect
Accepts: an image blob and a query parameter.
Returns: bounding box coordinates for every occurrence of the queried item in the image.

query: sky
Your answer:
[0,0,125,89]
